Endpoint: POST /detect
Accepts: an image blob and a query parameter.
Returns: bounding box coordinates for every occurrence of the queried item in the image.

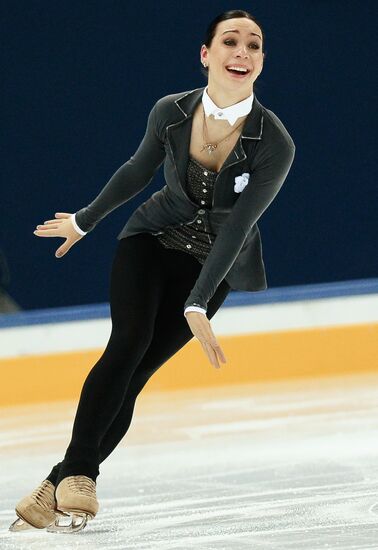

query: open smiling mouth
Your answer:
[225,66,250,78]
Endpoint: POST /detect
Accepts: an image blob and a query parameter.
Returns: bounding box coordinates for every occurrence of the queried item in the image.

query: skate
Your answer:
[47,475,99,533]
[9,479,68,531]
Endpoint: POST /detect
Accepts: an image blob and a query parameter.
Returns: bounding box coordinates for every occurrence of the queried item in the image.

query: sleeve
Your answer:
[183,137,296,314]
[74,100,166,233]
[70,213,87,236]
[184,305,207,317]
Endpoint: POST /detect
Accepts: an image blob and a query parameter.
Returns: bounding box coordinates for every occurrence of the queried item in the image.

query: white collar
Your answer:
[201,86,254,126]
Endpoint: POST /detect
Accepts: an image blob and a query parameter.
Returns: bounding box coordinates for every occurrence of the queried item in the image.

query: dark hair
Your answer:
[200,10,266,80]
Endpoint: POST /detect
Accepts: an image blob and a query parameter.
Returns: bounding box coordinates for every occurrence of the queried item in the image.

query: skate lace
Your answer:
[66,475,96,498]
[31,480,55,510]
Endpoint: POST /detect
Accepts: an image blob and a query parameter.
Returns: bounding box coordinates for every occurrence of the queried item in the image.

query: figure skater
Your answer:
[10,9,295,533]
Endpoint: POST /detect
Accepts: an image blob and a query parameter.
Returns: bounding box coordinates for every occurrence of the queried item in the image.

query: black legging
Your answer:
[45,233,231,488]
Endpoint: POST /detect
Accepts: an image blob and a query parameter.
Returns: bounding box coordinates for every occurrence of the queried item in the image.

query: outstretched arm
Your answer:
[74,100,166,233]
[33,99,166,257]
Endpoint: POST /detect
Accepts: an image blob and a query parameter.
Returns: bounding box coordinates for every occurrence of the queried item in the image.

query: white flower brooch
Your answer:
[234,172,250,193]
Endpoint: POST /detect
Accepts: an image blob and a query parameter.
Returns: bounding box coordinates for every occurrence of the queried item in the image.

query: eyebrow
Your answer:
[221,29,262,41]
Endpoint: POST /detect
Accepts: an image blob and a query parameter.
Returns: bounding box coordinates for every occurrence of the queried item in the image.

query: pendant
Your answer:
[200,143,217,155]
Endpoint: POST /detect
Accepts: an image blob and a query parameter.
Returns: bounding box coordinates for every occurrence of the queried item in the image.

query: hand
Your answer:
[185,312,227,369]
[33,212,84,258]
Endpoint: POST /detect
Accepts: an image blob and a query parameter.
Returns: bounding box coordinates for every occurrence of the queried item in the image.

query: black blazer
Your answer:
[75,86,296,313]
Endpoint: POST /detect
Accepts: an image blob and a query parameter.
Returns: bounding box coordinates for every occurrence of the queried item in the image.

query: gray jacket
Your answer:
[75,86,296,313]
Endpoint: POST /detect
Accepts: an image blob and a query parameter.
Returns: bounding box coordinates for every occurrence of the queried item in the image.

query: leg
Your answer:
[53,233,167,486]
[46,243,230,484]
[97,268,230,463]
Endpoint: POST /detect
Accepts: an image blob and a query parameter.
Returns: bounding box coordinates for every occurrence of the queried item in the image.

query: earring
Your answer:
[202,62,207,67]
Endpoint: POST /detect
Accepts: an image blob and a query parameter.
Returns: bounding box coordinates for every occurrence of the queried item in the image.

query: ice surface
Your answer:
[1,373,378,549]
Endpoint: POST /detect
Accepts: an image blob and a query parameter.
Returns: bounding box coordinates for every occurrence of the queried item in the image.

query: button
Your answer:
[191,235,196,238]
[197,220,202,224]
[203,171,208,176]
[198,209,205,214]
[202,189,207,193]
[202,182,206,186]
[218,112,223,116]
[186,244,192,249]
[200,200,205,205]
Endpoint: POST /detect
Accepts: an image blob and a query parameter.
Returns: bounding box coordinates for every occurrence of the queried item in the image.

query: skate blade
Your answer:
[9,510,56,532]
[9,517,35,532]
[46,512,91,533]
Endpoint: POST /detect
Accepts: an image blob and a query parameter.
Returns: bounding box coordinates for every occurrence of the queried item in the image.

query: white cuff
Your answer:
[184,306,207,316]
[70,213,87,236]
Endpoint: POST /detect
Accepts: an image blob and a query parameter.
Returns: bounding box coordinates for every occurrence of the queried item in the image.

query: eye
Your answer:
[223,39,260,50]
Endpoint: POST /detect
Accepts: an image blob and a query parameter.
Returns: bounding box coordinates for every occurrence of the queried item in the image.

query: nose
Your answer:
[235,45,249,58]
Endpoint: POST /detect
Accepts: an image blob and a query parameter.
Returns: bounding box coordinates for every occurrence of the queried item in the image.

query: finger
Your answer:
[203,323,227,364]
[55,248,67,258]
[206,342,220,369]
[200,341,217,369]
[33,229,61,237]
[199,340,210,362]
[35,224,59,230]
[205,335,226,367]
[55,242,73,258]
[43,220,63,225]
[213,342,227,363]
[55,212,71,218]
[202,341,220,369]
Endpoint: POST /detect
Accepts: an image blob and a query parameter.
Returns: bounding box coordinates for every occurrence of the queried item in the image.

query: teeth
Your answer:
[227,66,248,73]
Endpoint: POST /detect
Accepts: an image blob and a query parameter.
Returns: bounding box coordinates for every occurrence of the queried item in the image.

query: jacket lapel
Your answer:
[165,90,202,203]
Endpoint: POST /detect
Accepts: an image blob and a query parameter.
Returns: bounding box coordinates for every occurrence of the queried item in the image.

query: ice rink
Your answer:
[1,372,378,549]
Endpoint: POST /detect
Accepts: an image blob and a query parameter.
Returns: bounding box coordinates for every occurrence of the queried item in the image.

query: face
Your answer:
[200,18,264,91]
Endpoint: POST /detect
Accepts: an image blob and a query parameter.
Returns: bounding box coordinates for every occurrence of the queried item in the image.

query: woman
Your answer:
[10,9,295,533]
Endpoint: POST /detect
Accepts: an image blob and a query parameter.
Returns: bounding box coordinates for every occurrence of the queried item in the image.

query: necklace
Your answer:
[200,105,245,156]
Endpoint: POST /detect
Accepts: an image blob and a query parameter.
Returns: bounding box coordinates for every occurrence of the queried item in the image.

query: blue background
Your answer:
[2,1,377,310]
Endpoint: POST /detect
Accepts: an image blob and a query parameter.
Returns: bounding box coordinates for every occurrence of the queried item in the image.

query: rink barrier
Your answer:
[0,278,377,406]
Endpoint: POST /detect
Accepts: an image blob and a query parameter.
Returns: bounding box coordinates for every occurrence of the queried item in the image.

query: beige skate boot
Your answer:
[47,475,99,533]
[9,479,61,531]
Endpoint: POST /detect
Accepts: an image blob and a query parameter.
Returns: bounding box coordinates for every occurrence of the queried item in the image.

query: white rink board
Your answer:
[1,293,377,359]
